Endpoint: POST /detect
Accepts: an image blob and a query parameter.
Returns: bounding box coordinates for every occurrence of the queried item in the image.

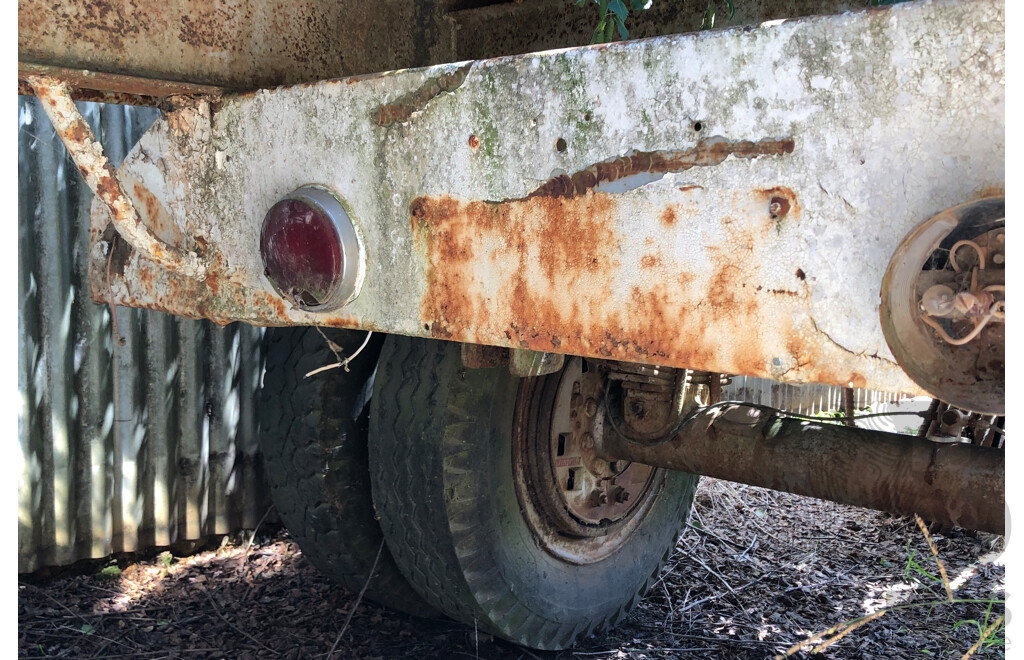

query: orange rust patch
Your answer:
[660,206,677,227]
[974,185,1004,200]
[131,181,185,247]
[410,184,890,387]
[678,185,704,193]
[468,134,480,150]
[640,254,663,269]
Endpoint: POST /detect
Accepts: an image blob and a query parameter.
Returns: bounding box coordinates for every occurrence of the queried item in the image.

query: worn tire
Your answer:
[258,326,434,615]
[368,335,698,650]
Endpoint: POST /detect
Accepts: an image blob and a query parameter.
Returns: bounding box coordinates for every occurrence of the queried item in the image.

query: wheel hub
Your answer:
[513,357,662,564]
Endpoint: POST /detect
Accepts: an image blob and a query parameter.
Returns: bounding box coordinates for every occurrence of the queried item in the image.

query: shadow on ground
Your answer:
[19,480,1004,659]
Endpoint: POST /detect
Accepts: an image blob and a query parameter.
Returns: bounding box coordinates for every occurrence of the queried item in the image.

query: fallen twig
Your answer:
[915,514,954,601]
[201,586,279,656]
[327,538,385,659]
[961,614,1004,660]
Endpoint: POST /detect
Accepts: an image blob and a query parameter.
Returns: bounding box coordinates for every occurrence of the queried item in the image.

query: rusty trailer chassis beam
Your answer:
[72,0,1003,395]
[597,402,1004,535]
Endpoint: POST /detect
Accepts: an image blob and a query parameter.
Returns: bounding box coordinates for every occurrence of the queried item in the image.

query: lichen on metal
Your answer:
[91,0,1004,393]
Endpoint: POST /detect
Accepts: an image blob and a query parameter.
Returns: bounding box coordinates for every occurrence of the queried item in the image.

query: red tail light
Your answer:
[260,186,363,311]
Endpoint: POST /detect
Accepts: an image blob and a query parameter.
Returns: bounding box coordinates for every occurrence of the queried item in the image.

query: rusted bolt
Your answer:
[769,196,790,218]
[468,134,480,150]
[629,399,647,418]
[772,357,782,366]
[580,432,595,450]
[612,487,630,504]
[587,489,608,508]
[996,233,1005,244]
[584,398,598,417]
[992,253,1004,265]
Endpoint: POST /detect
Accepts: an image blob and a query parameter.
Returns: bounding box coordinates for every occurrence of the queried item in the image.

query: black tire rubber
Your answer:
[258,326,434,616]
[368,335,699,650]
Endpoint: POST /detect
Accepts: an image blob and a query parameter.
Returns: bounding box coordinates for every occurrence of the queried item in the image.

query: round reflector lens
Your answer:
[260,186,362,311]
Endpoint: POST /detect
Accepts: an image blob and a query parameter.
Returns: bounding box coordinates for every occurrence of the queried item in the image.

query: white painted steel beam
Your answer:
[89,0,1004,393]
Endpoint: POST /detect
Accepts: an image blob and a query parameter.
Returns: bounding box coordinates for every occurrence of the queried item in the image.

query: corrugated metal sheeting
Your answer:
[18,96,269,573]
[721,376,907,416]
[17,95,909,574]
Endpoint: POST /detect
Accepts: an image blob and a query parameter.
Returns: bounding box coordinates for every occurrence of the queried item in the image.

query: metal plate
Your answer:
[90,0,1004,393]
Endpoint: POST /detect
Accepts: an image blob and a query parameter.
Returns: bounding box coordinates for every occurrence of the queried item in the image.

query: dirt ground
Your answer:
[18,479,1005,659]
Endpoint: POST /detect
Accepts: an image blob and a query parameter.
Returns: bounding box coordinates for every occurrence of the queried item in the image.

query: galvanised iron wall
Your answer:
[16,95,909,573]
[18,96,269,573]
[721,376,909,417]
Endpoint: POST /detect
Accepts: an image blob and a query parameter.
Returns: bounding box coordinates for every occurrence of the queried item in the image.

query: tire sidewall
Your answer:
[441,349,698,639]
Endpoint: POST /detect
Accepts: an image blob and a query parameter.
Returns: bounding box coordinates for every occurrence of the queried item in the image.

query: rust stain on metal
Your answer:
[411,183,875,386]
[130,182,186,248]
[30,74,205,277]
[521,136,794,200]
[19,62,226,106]
[372,63,473,127]
[468,134,480,150]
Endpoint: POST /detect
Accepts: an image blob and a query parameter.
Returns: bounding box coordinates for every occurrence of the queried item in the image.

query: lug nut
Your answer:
[613,487,630,504]
[580,432,594,450]
[584,398,598,417]
[587,489,608,508]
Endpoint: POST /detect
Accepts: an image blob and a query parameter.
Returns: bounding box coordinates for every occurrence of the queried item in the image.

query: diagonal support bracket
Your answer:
[27,75,207,279]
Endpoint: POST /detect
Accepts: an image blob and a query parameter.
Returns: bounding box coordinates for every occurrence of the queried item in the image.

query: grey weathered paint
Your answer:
[18,96,269,573]
[92,0,1003,395]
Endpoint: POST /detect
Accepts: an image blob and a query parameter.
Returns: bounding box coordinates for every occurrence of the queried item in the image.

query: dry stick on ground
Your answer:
[201,586,280,656]
[326,539,385,660]
[914,514,955,602]
[961,614,1005,660]
[674,552,816,616]
[241,505,276,564]
[807,610,887,655]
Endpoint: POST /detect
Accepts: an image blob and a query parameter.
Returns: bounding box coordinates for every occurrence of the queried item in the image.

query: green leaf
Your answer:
[80,624,95,635]
[599,0,609,14]
[608,0,628,21]
[591,17,607,44]
[724,0,735,19]
[701,3,716,29]
[605,16,615,42]
[630,0,653,9]
[614,14,629,40]
[157,619,171,627]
